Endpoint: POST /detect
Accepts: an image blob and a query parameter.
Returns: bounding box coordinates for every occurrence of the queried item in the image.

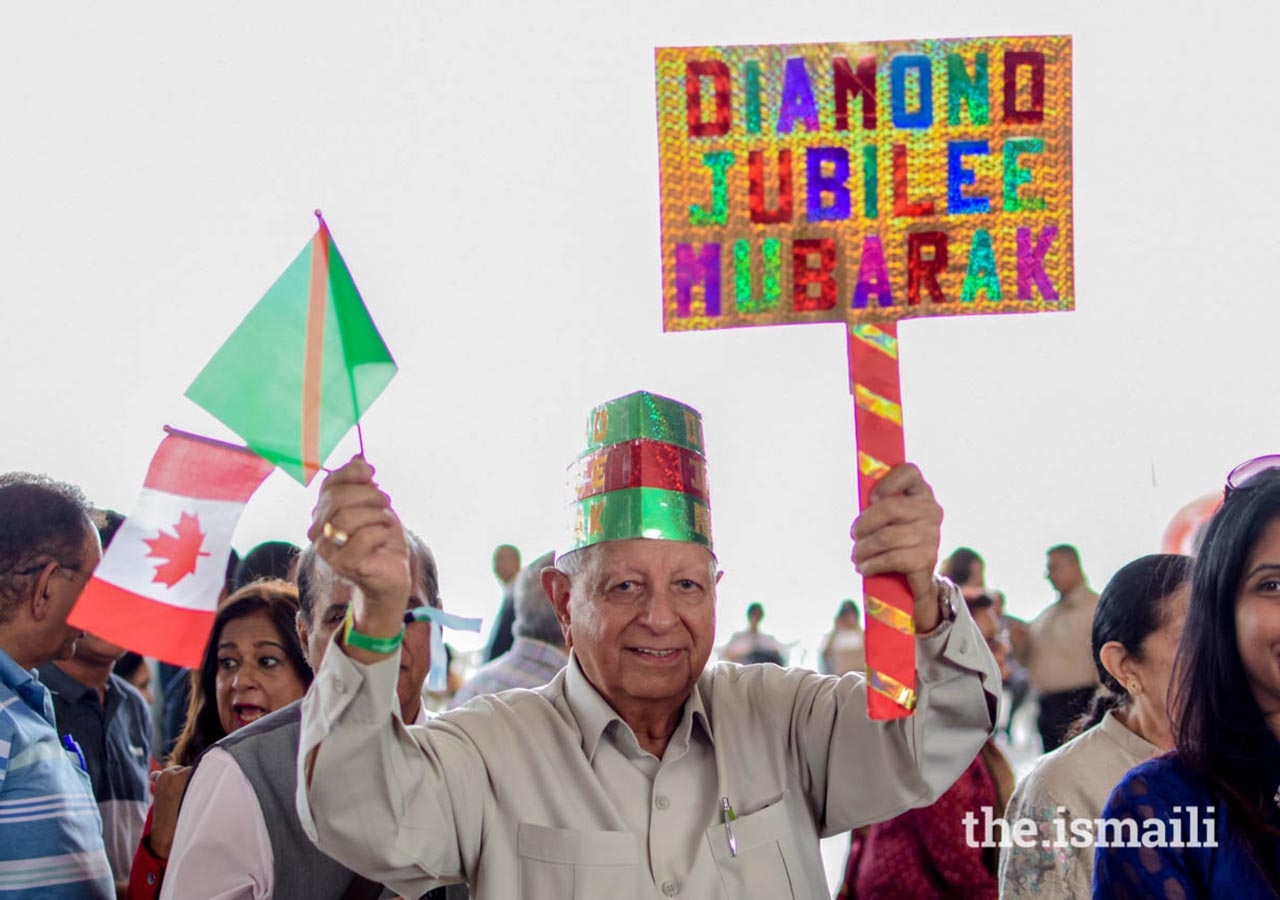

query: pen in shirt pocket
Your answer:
[62,734,87,772]
[720,796,737,857]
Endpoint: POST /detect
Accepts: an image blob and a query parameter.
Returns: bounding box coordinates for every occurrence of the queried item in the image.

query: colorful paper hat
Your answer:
[567,391,712,551]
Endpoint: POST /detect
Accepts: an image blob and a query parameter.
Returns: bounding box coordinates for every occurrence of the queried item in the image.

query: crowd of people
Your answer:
[1,403,1279,898]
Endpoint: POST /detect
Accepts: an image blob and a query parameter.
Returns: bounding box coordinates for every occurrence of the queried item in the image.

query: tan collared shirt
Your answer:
[999,710,1159,899]
[1025,584,1100,693]
[297,588,999,900]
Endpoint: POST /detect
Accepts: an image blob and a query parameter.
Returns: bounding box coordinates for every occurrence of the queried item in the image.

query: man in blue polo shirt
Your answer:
[0,473,113,898]
[39,509,152,895]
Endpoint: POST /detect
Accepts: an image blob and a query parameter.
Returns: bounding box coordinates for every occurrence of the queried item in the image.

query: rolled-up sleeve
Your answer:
[296,644,485,897]
[765,583,1000,835]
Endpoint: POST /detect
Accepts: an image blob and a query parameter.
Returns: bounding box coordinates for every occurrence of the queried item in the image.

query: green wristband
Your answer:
[342,605,404,655]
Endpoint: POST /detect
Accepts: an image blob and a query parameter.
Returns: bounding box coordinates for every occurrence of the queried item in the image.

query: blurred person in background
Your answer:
[452,551,567,707]
[233,540,301,590]
[819,600,865,676]
[999,553,1191,899]
[114,652,153,706]
[943,547,986,600]
[943,547,1030,742]
[481,543,521,662]
[720,602,787,665]
[1012,545,1100,751]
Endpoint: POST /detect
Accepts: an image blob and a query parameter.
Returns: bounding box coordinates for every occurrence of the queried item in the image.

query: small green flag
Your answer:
[186,214,397,485]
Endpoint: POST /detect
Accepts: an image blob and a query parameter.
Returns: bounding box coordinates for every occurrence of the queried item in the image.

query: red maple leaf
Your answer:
[143,512,211,588]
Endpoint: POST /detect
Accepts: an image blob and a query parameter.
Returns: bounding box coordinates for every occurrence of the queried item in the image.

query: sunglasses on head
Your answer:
[1224,454,1280,501]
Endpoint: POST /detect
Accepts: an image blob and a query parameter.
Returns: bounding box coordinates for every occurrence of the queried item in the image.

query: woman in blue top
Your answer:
[1095,458,1280,896]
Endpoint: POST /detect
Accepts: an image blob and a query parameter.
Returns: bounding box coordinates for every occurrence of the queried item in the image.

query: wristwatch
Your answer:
[936,578,959,625]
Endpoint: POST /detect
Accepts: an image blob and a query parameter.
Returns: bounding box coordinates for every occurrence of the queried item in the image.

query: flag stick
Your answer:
[314,208,368,463]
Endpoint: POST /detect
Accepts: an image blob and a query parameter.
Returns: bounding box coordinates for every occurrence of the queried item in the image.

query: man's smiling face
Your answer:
[550,539,719,724]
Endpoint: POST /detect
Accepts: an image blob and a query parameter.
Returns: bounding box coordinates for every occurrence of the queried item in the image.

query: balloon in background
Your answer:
[1161,494,1222,556]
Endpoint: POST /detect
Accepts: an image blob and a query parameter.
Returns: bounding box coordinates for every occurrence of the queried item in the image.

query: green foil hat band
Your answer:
[582,391,705,457]
[568,486,712,551]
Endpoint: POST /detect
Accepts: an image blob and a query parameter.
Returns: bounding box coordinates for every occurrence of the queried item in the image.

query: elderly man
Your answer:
[38,509,152,897]
[0,474,114,898]
[161,535,462,900]
[299,392,999,899]
[450,551,566,707]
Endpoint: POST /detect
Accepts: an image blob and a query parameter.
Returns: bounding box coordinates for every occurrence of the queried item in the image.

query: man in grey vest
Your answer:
[160,534,466,899]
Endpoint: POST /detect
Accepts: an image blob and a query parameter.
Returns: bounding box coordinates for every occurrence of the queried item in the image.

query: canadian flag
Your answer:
[69,428,275,667]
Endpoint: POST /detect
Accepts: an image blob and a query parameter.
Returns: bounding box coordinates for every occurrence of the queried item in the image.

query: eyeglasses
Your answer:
[1224,455,1280,501]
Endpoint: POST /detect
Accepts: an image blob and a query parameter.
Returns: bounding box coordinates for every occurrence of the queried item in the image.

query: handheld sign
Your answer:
[656,36,1073,718]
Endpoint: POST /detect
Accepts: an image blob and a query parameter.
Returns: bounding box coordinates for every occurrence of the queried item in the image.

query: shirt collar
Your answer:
[0,647,55,722]
[0,645,32,692]
[35,662,93,705]
[563,651,713,763]
[1099,708,1160,759]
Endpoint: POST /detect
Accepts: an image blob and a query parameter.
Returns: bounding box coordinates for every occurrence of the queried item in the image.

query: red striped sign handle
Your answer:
[847,322,917,720]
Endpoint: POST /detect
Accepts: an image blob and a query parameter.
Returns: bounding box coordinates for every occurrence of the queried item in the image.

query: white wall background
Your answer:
[2,0,1272,653]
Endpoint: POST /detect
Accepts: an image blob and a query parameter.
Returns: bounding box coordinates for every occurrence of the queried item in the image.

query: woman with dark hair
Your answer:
[999,553,1191,898]
[126,580,310,898]
[1096,461,1280,895]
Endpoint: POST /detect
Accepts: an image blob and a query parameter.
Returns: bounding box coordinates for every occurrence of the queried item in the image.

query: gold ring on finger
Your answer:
[322,521,350,548]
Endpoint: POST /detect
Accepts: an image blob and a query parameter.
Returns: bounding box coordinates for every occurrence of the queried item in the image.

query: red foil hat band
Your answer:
[572,438,709,503]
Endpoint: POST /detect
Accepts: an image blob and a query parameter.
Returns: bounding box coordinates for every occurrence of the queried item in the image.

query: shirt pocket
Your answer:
[705,792,798,899]
[517,822,644,900]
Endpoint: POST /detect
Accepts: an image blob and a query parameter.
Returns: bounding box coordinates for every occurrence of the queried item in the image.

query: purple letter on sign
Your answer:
[777,57,820,134]
[852,236,894,308]
[806,147,851,222]
[1016,226,1058,301]
[675,243,722,316]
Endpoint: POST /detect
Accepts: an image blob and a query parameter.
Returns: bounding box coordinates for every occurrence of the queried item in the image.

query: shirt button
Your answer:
[146,872,157,886]
[333,677,347,694]
[662,881,678,896]
[655,794,670,810]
